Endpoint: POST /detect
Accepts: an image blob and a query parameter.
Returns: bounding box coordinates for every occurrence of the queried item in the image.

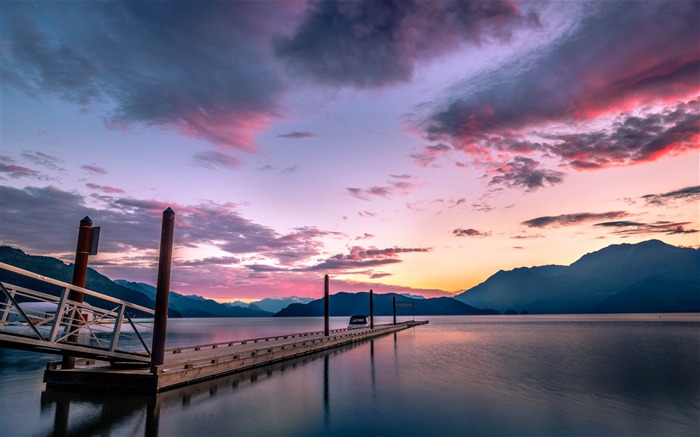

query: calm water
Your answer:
[0,314,698,437]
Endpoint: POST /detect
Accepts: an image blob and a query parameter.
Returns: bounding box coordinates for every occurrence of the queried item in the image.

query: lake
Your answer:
[0,314,698,436]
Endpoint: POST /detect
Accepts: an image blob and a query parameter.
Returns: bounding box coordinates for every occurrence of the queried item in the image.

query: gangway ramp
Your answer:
[0,262,153,363]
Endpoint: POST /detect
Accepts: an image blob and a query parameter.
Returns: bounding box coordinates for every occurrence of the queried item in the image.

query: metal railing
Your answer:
[0,262,154,362]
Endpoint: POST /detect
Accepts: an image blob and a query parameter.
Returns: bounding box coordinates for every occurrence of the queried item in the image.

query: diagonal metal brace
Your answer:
[0,281,46,341]
[125,311,151,357]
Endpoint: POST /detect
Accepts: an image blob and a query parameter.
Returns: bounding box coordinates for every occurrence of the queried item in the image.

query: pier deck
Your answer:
[44,320,428,393]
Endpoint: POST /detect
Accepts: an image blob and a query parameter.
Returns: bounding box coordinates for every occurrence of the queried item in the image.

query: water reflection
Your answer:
[40,336,387,437]
[4,316,698,437]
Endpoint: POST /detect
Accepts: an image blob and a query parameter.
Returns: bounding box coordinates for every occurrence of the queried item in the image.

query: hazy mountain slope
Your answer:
[456,240,700,313]
[115,280,272,317]
[251,297,314,313]
[0,246,180,317]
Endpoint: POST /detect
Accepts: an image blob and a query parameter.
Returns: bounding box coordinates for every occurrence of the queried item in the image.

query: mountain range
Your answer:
[225,297,314,313]
[275,292,497,317]
[1,239,698,316]
[114,280,272,318]
[0,246,180,318]
[455,239,699,314]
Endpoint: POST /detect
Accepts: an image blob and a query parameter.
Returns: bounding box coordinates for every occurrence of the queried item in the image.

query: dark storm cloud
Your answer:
[421,1,700,174]
[1,1,296,149]
[642,185,700,206]
[595,220,698,236]
[488,156,564,190]
[522,211,628,228]
[452,228,491,237]
[276,0,536,87]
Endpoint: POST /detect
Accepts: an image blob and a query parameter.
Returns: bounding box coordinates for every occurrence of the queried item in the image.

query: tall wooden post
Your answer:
[393,296,396,325]
[369,289,374,329]
[324,274,329,336]
[61,216,93,369]
[151,208,175,373]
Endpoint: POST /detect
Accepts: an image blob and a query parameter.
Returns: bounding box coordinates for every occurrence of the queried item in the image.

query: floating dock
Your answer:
[44,321,428,393]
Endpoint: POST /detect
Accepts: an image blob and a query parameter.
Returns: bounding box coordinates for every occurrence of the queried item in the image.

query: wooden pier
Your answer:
[3,210,430,394]
[44,321,428,393]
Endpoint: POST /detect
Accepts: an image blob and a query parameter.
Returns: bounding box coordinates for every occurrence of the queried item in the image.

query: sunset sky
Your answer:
[1,0,698,302]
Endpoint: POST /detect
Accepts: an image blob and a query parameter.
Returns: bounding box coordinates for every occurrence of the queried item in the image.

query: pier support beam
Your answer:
[324,274,329,336]
[151,208,175,373]
[393,296,396,325]
[61,216,93,370]
[369,289,374,329]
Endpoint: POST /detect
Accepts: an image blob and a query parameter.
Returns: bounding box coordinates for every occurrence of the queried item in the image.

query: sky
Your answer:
[1,0,698,303]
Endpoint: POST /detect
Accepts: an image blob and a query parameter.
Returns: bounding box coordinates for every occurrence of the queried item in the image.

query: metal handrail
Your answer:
[0,262,155,315]
[0,262,154,361]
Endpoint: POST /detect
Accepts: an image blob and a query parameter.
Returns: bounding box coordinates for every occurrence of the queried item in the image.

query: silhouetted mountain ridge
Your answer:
[275,292,498,317]
[0,246,179,318]
[0,246,269,318]
[456,240,699,313]
[115,280,272,317]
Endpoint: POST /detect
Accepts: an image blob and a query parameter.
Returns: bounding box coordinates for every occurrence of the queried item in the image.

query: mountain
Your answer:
[115,280,272,318]
[0,246,180,318]
[456,240,700,314]
[275,292,498,317]
[246,297,314,313]
[0,246,270,318]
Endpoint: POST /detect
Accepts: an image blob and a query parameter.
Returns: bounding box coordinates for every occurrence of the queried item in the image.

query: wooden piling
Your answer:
[61,216,93,370]
[151,208,175,372]
[324,275,329,336]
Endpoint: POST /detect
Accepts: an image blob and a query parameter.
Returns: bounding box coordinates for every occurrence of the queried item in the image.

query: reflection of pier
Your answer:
[42,334,400,437]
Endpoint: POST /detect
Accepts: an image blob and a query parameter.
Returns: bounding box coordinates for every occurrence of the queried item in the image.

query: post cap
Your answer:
[80,216,92,224]
[163,207,175,215]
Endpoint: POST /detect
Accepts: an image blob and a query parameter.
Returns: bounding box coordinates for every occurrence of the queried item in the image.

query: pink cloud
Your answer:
[419,2,700,188]
[81,164,108,174]
[86,183,124,194]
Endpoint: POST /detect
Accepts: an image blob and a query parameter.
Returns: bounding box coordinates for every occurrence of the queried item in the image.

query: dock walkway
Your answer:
[44,320,428,393]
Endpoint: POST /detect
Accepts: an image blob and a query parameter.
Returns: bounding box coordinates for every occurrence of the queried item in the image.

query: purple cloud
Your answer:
[2,1,297,150]
[192,151,242,170]
[522,211,628,228]
[0,157,42,180]
[81,164,108,175]
[642,185,700,206]
[488,156,564,190]
[452,228,491,237]
[594,220,698,236]
[307,245,431,272]
[86,183,124,194]
[411,143,452,167]
[276,0,536,87]
[278,131,314,139]
[417,1,700,189]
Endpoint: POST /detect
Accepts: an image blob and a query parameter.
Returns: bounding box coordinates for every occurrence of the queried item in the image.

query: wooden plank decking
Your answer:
[44,320,428,393]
